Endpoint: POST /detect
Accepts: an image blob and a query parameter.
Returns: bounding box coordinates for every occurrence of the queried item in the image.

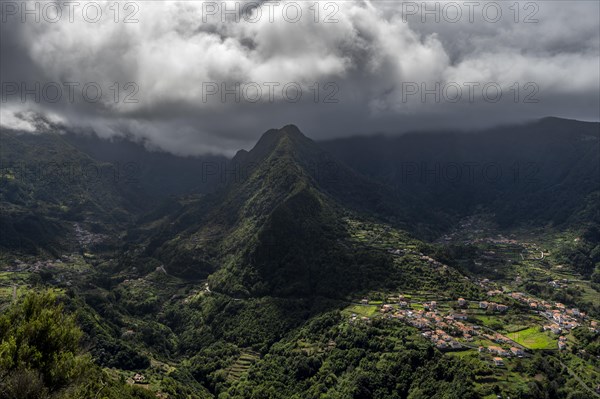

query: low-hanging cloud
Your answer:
[1,0,598,155]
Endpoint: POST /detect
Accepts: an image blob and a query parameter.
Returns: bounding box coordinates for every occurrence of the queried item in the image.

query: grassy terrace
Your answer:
[507,327,557,350]
[343,304,379,318]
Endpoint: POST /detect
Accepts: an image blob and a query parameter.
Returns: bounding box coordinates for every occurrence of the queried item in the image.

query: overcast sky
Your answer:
[1,0,599,155]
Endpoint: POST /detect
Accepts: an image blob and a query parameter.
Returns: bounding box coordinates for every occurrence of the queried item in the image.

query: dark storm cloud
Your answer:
[1,0,598,155]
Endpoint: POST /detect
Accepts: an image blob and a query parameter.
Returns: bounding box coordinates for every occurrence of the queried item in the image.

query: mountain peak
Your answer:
[279,124,303,136]
[256,124,306,146]
[235,125,314,165]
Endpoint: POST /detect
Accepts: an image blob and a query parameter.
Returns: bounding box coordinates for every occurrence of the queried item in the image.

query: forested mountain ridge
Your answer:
[0,130,142,255]
[129,125,422,297]
[321,117,600,230]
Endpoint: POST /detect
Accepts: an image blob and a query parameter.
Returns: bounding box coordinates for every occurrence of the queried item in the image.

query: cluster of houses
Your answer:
[359,295,522,356]
[386,247,453,272]
[374,297,477,350]
[7,253,87,273]
[480,345,523,357]
[419,255,448,270]
[73,222,107,247]
[509,292,585,335]
[8,257,65,272]
[480,283,600,351]
[476,331,528,366]
[5,254,92,289]
[479,279,599,336]
[479,345,525,366]
[422,329,462,350]
[478,300,509,312]
[355,295,530,367]
[558,336,568,351]
[480,331,511,344]
[473,236,521,246]
[355,281,600,367]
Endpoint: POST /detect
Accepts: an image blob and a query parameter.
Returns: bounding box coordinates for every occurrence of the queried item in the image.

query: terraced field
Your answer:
[226,350,260,382]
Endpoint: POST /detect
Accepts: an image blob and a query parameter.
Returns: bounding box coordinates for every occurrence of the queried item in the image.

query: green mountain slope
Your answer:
[132,126,413,297]
[0,130,140,255]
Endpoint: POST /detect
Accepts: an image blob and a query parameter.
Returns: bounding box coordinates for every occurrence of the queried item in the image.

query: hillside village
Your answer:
[350,283,598,369]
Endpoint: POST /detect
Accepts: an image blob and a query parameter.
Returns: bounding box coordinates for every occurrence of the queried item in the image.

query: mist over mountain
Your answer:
[62,132,228,199]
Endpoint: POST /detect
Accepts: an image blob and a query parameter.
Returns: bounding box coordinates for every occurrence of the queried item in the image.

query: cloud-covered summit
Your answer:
[1,0,598,155]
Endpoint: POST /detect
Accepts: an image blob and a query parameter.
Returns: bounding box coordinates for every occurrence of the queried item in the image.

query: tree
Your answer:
[0,290,89,394]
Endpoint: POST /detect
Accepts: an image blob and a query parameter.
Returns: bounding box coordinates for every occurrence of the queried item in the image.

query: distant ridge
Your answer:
[320,117,600,229]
